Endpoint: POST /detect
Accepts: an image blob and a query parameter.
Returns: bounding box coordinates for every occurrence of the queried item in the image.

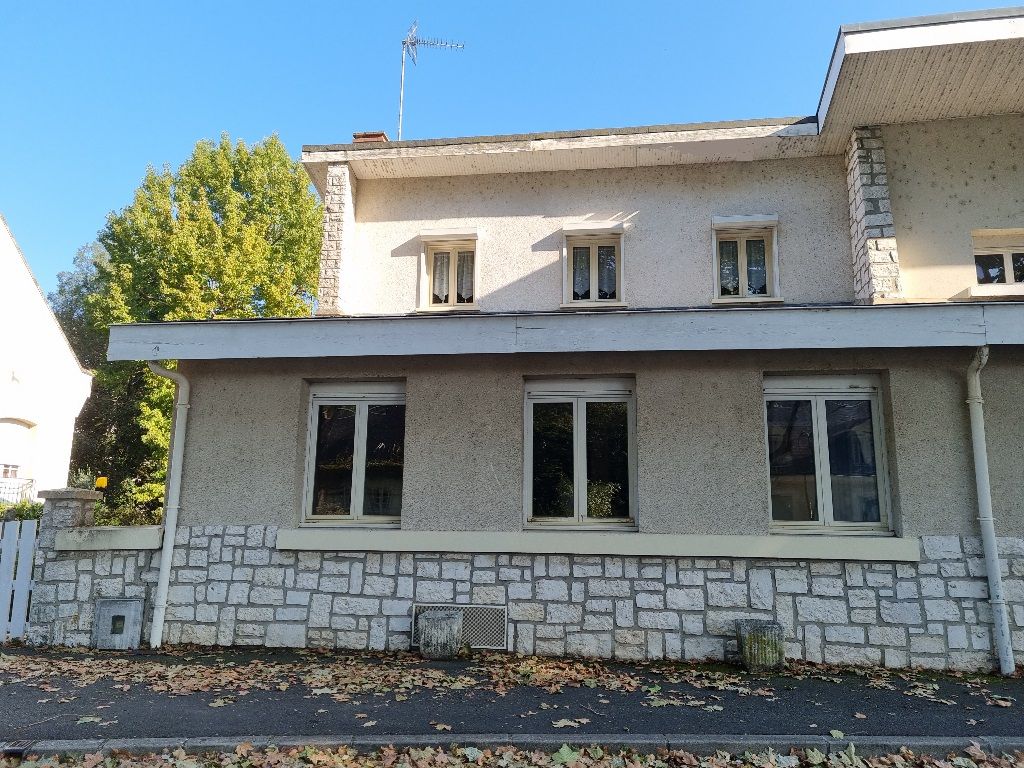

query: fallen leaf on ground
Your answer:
[552,719,580,728]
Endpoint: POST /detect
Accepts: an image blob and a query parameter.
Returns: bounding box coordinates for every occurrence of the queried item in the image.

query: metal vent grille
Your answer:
[411,603,508,650]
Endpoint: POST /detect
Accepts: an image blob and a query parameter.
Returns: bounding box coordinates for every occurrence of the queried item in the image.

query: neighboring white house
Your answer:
[0,213,92,503]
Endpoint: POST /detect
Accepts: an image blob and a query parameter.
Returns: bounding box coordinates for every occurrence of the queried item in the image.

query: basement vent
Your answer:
[411,603,508,650]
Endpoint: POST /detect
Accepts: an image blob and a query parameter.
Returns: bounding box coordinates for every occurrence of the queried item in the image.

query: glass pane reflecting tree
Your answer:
[746,238,768,295]
[311,405,356,516]
[719,240,739,296]
[766,400,817,521]
[585,401,629,518]
[532,402,574,517]
[825,400,879,523]
[362,404,406,516]
[975,253,1005,284]
[597,245,617,300]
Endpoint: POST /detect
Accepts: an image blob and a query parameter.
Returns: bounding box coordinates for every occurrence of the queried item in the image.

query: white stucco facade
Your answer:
[27,8,1024,671]
[0,215,91,501]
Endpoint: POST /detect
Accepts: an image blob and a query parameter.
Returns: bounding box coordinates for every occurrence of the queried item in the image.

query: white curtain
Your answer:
[572,246,590,300]
[597,245,616,299]
[431,251,450,303]
[456,251,474,303]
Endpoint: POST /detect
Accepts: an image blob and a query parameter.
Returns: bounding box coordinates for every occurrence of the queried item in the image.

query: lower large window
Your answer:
[764,375,890,533]
[303,382,406,524]
[525,378,636,528]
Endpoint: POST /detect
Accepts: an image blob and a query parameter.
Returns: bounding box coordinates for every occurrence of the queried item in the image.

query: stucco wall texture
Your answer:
[348,156,853,314]
[884,114,1024,301]
[177,347,1024,540]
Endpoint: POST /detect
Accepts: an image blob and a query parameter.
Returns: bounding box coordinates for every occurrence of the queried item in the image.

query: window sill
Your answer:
[416,304,481,313]
[710,296,784,306]
[300,520,400,529]
[559,301,629,310]
[275,528,920,561]
[769,525,892,537]
[526,521,638,532]
[969,284,1024,299]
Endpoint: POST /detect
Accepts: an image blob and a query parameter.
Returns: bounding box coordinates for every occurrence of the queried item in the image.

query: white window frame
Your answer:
[523,377,637,530]
[763,374,891,535]
[418,229,479,312]
[712,215,782,304]
[561,222,627,308]
[302,381,406,526]
[970,246,1024,298]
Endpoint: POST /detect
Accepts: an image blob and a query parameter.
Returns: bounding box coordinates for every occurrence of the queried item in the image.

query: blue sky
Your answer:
[1,0,1002,294]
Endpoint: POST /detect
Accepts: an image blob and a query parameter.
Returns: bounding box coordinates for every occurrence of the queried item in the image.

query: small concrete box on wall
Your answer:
[91,598,144,650]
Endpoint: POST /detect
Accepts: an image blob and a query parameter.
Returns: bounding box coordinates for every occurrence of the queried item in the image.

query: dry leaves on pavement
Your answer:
[3,743,1024,768]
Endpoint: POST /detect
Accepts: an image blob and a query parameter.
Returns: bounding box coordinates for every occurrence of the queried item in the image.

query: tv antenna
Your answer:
[397,20,464,140]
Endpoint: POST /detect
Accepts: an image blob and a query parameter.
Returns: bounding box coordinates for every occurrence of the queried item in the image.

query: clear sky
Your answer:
[1,0,1004,294]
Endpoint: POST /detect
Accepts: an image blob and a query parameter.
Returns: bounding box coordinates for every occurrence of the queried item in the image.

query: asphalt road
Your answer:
[1,647,1020,742]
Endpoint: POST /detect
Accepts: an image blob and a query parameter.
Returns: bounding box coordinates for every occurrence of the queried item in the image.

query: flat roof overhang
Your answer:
[107,302,1024,362]
[302,8,1024,186]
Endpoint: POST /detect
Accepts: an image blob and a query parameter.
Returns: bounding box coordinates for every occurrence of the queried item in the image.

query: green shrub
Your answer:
[0,499,44,521]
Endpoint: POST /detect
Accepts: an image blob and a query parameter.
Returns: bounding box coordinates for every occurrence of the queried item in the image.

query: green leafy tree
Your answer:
[51,135,322,521]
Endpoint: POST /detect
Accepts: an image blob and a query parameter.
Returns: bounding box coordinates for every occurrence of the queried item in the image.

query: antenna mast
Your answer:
[398,20,464,140]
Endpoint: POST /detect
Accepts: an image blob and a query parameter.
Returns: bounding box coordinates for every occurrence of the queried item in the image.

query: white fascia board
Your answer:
[105,303,1011,362]
[818,14,1024,127]
[845,16,1024,55]
[304,122,819,176]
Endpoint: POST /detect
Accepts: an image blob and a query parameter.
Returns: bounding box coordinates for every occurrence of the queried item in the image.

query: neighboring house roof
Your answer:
[302,7,1024,185]
[0,212,92,379]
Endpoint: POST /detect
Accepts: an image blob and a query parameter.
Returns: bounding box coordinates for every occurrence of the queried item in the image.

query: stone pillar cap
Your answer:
[38,488,104,501]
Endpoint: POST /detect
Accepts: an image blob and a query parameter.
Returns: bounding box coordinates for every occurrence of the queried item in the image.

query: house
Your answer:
[0,214,92,505]
[27,8,1024,672]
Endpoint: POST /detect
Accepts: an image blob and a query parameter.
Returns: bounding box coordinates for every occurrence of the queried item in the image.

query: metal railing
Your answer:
[0,478,36,504]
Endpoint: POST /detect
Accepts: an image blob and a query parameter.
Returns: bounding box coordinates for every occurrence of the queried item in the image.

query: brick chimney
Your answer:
[352,131,390,143]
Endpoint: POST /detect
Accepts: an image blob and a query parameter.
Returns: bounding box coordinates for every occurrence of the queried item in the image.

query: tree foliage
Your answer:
[50,135,322,522]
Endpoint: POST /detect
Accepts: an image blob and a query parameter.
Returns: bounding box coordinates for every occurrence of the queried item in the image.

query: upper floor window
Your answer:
[561,222,627,308]
[764,375,890,534]
[525,378,636,529]
[569,238,620,302]
[428,245,475,307]
[712,216,781,304]
[975,249,1024,285]
[303,382,406,525]
[418,228,478,311]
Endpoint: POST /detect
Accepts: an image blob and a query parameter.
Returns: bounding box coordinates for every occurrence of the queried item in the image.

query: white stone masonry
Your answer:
[27,517,1024,671]
[847,127,903,303]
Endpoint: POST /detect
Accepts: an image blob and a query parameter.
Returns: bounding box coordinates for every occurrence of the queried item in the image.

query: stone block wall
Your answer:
[27,490,159,646]
[847,127,903,303]
[316,162,356,316]
[27,516,1024,672]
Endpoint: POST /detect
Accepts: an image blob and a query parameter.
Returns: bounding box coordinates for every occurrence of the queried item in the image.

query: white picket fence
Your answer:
[0,519,37,642]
